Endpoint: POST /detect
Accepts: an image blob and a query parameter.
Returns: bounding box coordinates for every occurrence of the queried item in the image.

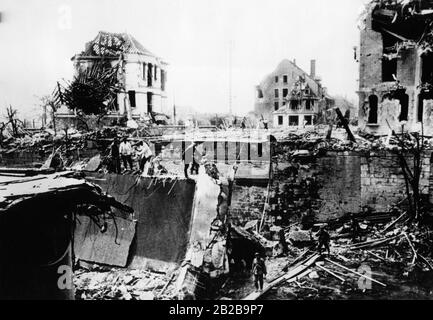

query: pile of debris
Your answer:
[331,212,433,274]
[0,171,134,299]
[0,126,139,168]
[74,267,177,300]
[271,214,433,299]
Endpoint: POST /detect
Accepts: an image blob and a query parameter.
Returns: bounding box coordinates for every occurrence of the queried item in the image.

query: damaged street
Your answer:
[3,0,433,304]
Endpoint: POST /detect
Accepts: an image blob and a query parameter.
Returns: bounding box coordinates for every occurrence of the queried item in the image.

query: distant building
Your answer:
[254,59,334,129]
[71,31,168,120]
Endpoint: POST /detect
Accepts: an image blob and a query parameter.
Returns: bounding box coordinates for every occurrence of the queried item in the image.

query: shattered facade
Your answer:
[69,31,168,120]
[7,0,433,303]
[254,59,334,128]
[358,0,433,135]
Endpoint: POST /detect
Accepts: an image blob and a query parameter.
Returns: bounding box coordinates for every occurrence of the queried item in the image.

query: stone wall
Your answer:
[361,151,431,212]
[229,148,433,226]
[229,184,267,227]
[315,152,362,221]
[0,144,101,168]
[0,148,46,167]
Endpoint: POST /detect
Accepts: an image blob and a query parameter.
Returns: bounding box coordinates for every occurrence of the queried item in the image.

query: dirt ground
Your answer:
[217,252,433,300]
[73,267,176,300]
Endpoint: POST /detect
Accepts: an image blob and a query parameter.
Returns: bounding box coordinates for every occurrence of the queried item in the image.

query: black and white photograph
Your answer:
[1,0,433,307]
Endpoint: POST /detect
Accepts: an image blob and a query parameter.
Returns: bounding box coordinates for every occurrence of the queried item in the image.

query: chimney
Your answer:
[293,58,296,65]
[310,59,316,79]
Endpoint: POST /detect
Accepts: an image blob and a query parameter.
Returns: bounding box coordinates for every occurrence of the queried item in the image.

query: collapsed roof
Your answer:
[369,0,433,51]
[0,171,133,214]
[77,31,158,58]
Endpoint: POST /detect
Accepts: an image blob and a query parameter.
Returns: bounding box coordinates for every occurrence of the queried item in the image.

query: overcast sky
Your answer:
[0,0,367,120]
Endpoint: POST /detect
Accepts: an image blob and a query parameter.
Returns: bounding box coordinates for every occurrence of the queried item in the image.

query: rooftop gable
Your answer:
[259,59,323,97]
[80,31,158,58]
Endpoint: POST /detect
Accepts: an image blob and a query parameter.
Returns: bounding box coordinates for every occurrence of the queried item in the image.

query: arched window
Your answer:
[368,95,378,124]
[398,94,409,122]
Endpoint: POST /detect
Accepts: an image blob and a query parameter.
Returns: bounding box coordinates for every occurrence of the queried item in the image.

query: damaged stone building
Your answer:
[358,0,433,135]
[66,31,168,120]
[254,59,334,129]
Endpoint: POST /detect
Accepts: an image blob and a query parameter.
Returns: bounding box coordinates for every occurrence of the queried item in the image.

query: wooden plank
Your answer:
[381,211,407,233]
[335,107,356,143]
[258,180,271,232]
[157,272,177,298]
[316,264,345,283]
[403,232,417,264]
[325,258,386,287]
[243,253,321,300]
[349,234,402,250]
[366,250,388,262]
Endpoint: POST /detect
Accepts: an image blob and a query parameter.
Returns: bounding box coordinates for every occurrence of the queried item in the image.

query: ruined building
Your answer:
[254,59,334,128]
[70,31,168,119]
[358,0,433,135]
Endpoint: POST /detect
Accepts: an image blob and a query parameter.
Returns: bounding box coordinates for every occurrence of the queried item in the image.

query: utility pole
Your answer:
[228,40,233,115]
[173,92,176,125]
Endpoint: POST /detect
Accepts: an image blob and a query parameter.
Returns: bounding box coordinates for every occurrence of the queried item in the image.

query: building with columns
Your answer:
[71,31,168,120]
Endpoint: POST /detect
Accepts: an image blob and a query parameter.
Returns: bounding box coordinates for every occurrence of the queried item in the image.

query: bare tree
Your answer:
[0,122,6,146]
[387,121,425,222]
[40,95,58,135]
[5,105,19,137]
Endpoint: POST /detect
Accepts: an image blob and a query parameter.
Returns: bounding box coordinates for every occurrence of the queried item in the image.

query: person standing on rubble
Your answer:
[351,218,361,243]
[316,226,331,255]
[110,138,121,174]
[191,142,204,175]
[183,141,203,178]
[241,117,246,130]
[252,252,267,292]
[50,152,64,171]
[119,138,133,171]
[135,141,153,172]
[278,228,289,256]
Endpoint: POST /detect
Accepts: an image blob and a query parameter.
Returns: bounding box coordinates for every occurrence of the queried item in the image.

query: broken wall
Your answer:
[358,10,427,135]
[422,99,433,129]
[231,147,433,226]
[315,152,362,221]
[79,173,196,271]
[229,185,267,226]
[361,151,431,212]
[359,13,383,90]
[0,146,99,168]
[175,170,230,297]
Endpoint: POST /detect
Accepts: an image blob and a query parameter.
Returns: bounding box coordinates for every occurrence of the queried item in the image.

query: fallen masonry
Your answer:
[0,171,133,299]
[3,122,433,300]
